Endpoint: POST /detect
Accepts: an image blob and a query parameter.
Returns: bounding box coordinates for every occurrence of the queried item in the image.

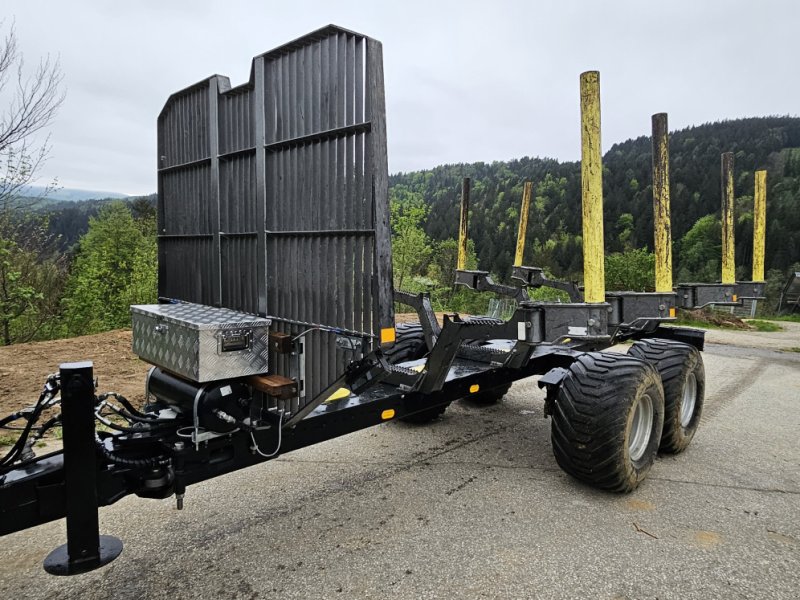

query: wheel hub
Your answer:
[680,372,697,428]
[629,393,654,462]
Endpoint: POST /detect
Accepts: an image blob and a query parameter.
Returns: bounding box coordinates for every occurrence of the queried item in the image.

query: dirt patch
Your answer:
[680,309,750,329]
[0,317,443,415]
[0,329,149,415]
[395,312,449,325]
[692,530,723,549]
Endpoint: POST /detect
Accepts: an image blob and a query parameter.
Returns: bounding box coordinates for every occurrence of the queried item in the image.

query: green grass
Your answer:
[765,314,800,323]
[745,320,783,332]
[782,347,800,353]
[0,433,18,448]
[673,318,721,330]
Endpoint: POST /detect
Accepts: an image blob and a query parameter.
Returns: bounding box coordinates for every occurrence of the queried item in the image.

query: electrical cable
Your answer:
[249,410,284,458]
[94,409,174,434]
[31,416,61,443]
[98,392,158,420]
[291,327,320,342]
[101,400,175,424]
[0,387,52,469]
[291,324,351,343]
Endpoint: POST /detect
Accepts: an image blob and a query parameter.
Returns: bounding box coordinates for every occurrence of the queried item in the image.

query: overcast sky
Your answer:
[4,1,799,195]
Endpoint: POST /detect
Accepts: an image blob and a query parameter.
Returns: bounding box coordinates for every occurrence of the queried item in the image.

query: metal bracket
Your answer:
[606,291,677,335]
[511,266,583,302]
[734,281,766,301]
[393,290,441,350]
[537,366,570,418]
[676,283,738,309]
[529,301,610,342]
[455,270,529,303]
[283,351,391,428]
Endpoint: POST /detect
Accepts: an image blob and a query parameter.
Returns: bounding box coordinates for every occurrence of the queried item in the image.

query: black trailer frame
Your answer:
[0,25,708,575]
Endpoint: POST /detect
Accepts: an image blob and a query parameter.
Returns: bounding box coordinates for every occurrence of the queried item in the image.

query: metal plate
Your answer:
[156,26,393,408]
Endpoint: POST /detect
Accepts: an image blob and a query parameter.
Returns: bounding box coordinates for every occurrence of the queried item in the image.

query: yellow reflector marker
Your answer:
[732,294,737,302]
[327,387,350,401]
[380,327,396,344]
[381,409,395,420]
[669,307,676,318]
[469,384,480,394]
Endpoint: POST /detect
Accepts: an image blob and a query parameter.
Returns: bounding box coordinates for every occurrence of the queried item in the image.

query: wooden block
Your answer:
[247,374,297,399]
[269,332,293,354]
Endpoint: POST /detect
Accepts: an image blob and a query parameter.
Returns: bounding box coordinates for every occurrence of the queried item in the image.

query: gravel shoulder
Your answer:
[702,319,800,351]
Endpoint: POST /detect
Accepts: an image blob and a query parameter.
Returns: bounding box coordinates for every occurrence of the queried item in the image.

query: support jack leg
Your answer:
[43,362,122,575]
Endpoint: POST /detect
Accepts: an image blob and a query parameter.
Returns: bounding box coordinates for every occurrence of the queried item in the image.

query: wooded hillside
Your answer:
[389,116,800,284]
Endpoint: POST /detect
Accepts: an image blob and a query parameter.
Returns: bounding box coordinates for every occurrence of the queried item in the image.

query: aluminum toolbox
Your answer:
[131,303,271,383]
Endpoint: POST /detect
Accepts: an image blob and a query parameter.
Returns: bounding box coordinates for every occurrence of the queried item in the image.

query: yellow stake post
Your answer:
[579,71,605,303]
[721,152,736,284]
[514,181,533,267]
[752,170,767,282]
[457,177,470,270]
[651,113,673,292]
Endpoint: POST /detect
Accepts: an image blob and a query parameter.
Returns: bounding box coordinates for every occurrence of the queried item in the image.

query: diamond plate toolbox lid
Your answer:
[131,302,271,382]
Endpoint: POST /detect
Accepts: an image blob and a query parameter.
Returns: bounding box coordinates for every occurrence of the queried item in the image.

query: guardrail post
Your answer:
[43,361,122,575]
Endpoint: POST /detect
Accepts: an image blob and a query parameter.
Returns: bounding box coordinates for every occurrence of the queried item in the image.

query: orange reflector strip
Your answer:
[469,384,480,394]
[669,307,676,318]
[381,409,395,420]
[732,294,738,302]
[380,327,396,344]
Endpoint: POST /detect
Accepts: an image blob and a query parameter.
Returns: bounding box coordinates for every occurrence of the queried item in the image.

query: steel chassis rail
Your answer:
[0,301,704,578]
[0,332,591,536]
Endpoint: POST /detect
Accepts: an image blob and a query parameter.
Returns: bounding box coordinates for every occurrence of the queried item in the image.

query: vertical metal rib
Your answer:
[208,78,222,306]
[255,56,268,315]
[366,38,393,334]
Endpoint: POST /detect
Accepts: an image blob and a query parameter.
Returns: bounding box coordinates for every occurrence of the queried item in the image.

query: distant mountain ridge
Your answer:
[22,186,130,202]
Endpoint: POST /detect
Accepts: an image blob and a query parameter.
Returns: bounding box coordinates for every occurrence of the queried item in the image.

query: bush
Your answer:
[605,248,655,292]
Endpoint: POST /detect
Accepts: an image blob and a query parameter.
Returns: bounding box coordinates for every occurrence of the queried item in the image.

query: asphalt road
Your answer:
[2,328,799,599]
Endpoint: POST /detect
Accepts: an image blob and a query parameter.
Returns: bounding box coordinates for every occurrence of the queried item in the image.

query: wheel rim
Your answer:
[628,393,654,462]
[680,372,697,428]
